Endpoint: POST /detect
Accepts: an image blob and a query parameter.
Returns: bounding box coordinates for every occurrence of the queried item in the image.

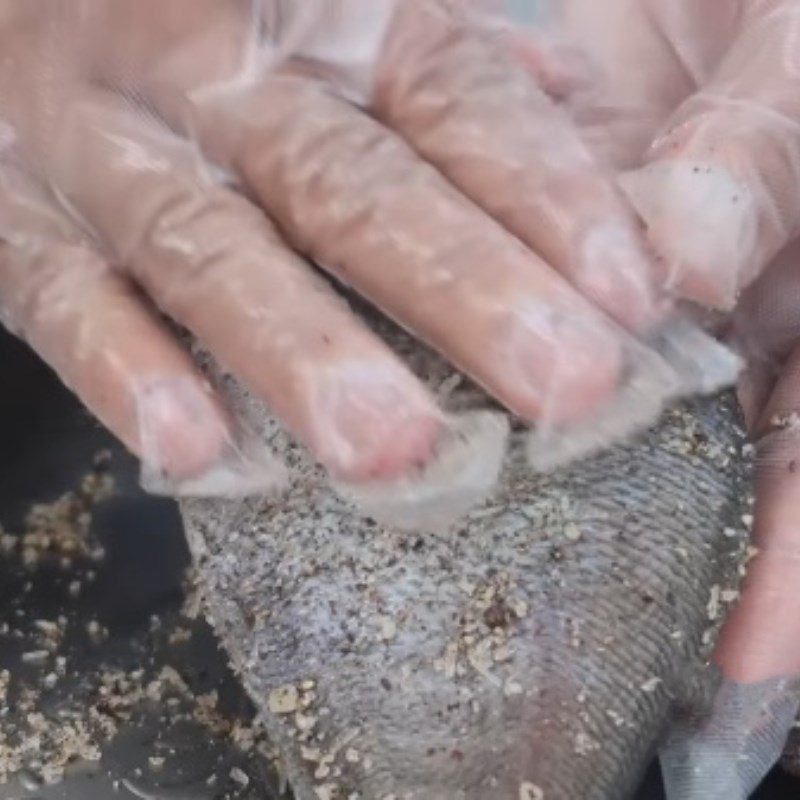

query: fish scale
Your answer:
[181,327,752,800]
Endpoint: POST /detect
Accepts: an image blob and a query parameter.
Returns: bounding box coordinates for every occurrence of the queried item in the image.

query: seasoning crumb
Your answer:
[268,684,300,715]
[563,523,582,542]
[510,598,529,618]
[230,766,249,787]
[706,585,721,621]
[21,650,49,665]
[86,620,102,638]
[493,645,511,663]
[519,781,545,800]
[345,747,360,763]
[377,616,397,642]
[295,713,317,733]
[167,626,192,645]
[574,731,599,756]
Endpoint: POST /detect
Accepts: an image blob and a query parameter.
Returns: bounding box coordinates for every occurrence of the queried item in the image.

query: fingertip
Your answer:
[334,410,442,484]
[620,161,760,310]
[133,375,230,481]
[495,300,623,425]
[576,219,666,332]
[300,358,443,484]
[537,340,623,425]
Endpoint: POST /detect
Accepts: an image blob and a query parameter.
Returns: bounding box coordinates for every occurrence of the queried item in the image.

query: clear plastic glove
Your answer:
[0,0,691,502]
[655,250,800,796]
[513,1,800,796]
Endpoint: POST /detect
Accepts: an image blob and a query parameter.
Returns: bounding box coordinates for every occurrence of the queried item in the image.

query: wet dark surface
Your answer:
[0,332,286,799]
[0,327,798,799]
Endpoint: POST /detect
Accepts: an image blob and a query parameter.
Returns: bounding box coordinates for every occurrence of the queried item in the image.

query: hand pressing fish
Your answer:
[181,323,753,800]
[0,2,793,796]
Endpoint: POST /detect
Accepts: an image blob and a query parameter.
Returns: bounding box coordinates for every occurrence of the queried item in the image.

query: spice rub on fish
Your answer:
[181,325,752,800]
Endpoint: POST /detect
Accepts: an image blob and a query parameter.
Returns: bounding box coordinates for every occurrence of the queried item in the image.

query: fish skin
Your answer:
[181,329,752,800]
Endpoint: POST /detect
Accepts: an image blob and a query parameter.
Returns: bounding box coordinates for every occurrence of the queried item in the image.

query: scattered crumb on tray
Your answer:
[0,453,275,794]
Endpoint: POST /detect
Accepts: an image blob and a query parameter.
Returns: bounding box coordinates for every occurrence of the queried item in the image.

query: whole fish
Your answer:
[181,326,752,800]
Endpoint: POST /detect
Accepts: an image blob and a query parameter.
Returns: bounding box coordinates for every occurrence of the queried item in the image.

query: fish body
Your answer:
[182,330,752,800]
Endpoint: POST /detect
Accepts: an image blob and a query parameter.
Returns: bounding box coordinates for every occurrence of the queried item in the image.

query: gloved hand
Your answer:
[0,0,680,500]
[514,1,800,796]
